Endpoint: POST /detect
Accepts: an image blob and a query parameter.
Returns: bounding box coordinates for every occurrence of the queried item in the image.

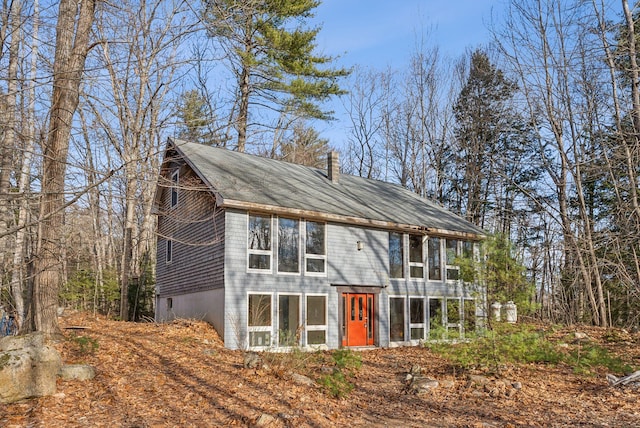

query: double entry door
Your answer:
[342,293,375,347]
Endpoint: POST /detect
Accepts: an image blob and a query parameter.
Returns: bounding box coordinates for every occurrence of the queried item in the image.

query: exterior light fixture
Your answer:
[357,241,364,251]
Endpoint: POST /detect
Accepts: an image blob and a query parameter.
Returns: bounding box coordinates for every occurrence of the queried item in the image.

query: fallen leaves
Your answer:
[0,312,639,427]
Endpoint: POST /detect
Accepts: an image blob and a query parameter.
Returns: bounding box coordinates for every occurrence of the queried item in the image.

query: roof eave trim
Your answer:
[221,199,484,240]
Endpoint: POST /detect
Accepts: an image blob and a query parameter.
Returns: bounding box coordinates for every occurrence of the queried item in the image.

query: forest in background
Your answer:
[1,0,640,332]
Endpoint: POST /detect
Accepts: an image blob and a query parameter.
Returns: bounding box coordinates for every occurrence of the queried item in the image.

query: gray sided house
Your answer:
[154,138,485,350]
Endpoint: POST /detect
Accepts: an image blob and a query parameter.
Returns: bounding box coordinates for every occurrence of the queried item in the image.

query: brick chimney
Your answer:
[328,151,339,183]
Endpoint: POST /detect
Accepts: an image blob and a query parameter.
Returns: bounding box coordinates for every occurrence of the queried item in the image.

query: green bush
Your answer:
[319,349,362,398]
[68,334,99,355]
[427,323,635,376]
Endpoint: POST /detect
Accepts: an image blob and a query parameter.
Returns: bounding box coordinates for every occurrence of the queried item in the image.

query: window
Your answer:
[409,235,424,278]
[409,297,425,340]
[389,297,405,341]
[428,238,441,280]
[389,232,404,278]
[306,295,327,345]
[429,298,444,339]
[248,294,272,347]
[447,298,461,339]
[170,170,179,208]
[278,218,300,273]
[463,298,477,336]
[305,221,326,275]
[446,239,459,280]
[166,297,172,309]
[248,214,272,271]
[278,294,300,346]
[166,239,173,263]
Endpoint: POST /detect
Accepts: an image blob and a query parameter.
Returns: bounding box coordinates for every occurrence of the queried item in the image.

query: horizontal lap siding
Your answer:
[156,166,225,297]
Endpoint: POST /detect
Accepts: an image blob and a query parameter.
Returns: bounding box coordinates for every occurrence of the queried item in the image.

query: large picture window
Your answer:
[389,297,405,341]
[305,221,326,275]
[278,294,301,346]
[306,295,327,345]
[409,235,424,279]
[428,237,441,280]
[446,239,459,280]
[248,214,272,271]
[410,297,425,340]
[278,218,300,273]
[248,294,272,347]
[389,232,404,278]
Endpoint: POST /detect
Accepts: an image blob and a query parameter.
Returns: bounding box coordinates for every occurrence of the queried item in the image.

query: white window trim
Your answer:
[305,293,328,348]
[170,169,179,208]
[388,295,407,345]
[304,220,327,277]
[166,239,173,264]
[389,232,405,280]
[276,216,301,275]
[247,292,273,350]
[276,292,303,348]
[426,236,442,282]
[408,296,426,343]
[247,214,273,274]
[409,234,425,279]
[445,297,462,338]
[427,296,445,339]
[445,239,461,282]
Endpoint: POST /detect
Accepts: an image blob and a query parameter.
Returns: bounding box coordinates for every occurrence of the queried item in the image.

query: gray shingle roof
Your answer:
[170,139,484,238]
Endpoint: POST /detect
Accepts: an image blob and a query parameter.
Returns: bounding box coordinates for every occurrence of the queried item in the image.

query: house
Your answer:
[154,138,485,350]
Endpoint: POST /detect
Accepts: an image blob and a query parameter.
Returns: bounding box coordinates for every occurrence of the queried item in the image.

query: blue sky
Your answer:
[311,0,500,70]
[307,1,501,146]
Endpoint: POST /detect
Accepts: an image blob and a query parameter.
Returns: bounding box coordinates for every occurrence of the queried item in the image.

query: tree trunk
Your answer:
[27,0,96,334]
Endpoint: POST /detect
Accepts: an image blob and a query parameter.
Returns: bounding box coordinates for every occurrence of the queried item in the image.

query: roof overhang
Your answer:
[219,198,484,241]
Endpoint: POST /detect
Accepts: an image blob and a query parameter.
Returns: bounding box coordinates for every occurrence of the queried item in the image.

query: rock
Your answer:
[468,374,490,386]
[410,376,439,394]
[574,331,589,340]
[59,364,96,381]
[0,333,62,404]
[243,352,262,369]
[290,373,315,387]
[511,381,522,390]
[409,364,422,376]
[440,379,456,389]
[255,413,276,426]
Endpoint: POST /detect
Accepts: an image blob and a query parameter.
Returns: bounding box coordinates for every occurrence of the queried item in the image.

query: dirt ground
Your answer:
[1,311,639,427]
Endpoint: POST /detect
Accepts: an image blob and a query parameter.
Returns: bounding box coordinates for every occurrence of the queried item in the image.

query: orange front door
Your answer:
[343,293,375,346]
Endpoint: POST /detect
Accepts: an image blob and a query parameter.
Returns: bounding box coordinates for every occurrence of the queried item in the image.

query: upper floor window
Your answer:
[166,239,173,263]
[409,235,424,278]
[278,217,300,273]
[305,221,326,275]
[170,170,179,208]
[248,214,272,271]
[446,239,459,280]
[389,232,404,278]
[428,237,441,280]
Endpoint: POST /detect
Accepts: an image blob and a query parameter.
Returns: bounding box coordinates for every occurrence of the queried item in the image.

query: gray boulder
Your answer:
[0,333,62,404]
[59,364,96,381]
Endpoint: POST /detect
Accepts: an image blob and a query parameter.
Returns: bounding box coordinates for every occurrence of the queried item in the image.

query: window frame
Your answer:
[305,293,328,348]
[388,295,406,343]
[409,296,426,342]
[427,237,441,281]
[445,239,460,281]
[166,239,173,264]
[304,220,327,277]
[277,217,301,275]
[409,234,425,279]
[389,232,404,279]
[277,293,302,347]
[247,293,273,349]
[247,213,273,273]
[170,169,179,208]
